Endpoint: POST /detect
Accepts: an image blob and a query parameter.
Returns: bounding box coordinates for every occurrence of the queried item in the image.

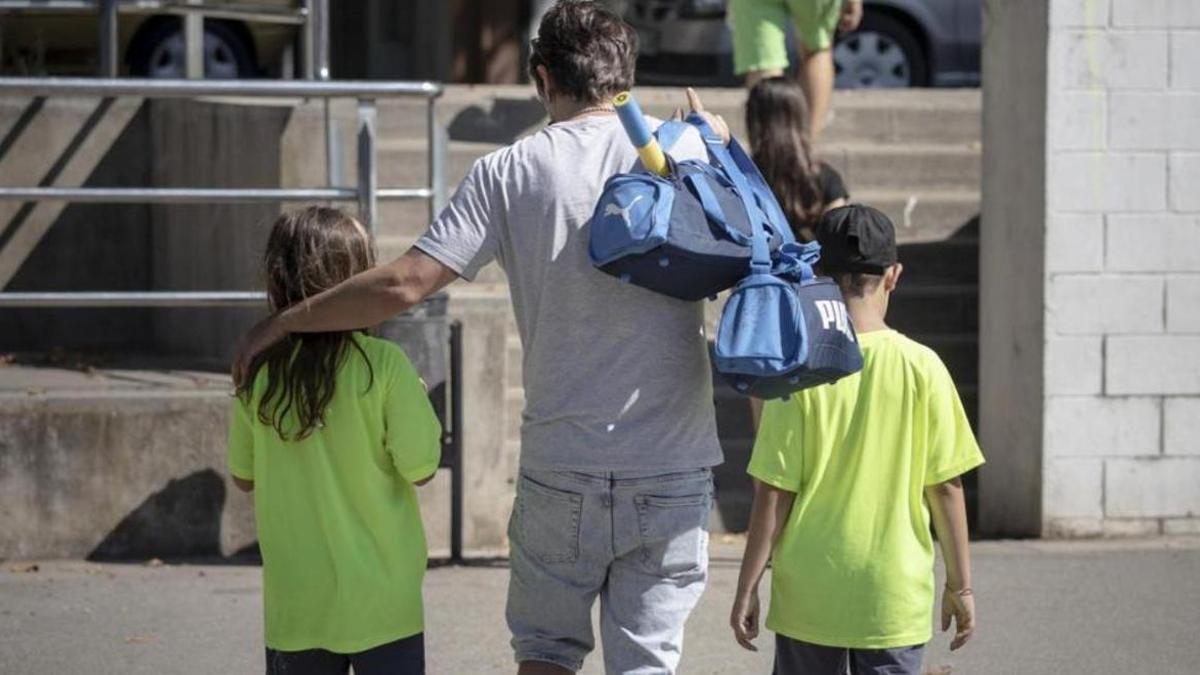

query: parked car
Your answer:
[0,0,302,78]
[623,0,981,88]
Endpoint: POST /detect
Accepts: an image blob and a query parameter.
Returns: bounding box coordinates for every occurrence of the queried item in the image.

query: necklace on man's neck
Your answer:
[555,104,616,123]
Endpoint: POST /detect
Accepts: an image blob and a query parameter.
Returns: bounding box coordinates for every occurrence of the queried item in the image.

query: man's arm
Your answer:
[730,479,796,651]
[233,247,458,385]
[926,476,976,651]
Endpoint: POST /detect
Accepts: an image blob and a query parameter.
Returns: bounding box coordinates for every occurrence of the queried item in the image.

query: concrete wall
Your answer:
[981,0,1200,537]
[977,0,1048,537]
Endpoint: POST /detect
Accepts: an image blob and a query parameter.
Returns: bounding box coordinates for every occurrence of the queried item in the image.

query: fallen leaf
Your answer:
[124,635,155,645]
[8,563,39,573]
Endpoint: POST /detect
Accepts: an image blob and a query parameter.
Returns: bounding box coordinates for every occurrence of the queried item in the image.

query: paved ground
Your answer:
[3,538,1199,674]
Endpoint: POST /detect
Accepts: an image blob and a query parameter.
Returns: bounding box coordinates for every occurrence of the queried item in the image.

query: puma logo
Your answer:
[604,195,644,225]
[815,300,855,342]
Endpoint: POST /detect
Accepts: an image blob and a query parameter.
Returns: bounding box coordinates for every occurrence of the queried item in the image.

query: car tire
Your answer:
[834,12,928,89]
[127,18,257,79]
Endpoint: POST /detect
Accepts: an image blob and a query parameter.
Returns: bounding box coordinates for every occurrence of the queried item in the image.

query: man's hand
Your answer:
[839,0,864,34]
[232,313,287,387]
[941,587,975,651]
[730,590,761,651]
[684,87,731,145]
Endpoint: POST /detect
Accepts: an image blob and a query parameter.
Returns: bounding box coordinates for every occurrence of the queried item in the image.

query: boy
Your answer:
[729,204,983,674]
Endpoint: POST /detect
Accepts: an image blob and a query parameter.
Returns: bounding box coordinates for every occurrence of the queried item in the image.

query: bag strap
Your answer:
[687,114,772,274]
[726,139,796,245]
[683,173,754,247]
[654,120,691,154]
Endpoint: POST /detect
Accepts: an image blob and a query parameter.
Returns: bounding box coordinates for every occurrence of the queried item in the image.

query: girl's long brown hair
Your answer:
[238,206,376,441]
[746,76,824,239]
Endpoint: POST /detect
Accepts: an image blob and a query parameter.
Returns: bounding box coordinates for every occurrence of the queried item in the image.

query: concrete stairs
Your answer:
[370,86,981,532]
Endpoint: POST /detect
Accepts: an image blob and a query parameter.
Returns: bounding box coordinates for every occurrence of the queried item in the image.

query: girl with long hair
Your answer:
[746,76,850,241]
[229,206,441,674]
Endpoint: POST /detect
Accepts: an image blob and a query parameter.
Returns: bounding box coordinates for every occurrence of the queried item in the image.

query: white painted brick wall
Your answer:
[1046,396,1161,456]
[1166,276,1200,332]
[1164,398,1200,454]
[1048,92,1106,151]
[1047,214,1104,272]
[1164,518,1200,535]
[1111,0,1169,27]
[1048,275,1163,335]
[1170,32,1200,89]
[1168,153,1200,210]
[1107,336,1200,394]
[1048,153,1166,212]
[1106,215,1200,272]
[1045,337,1104,395]
[1113,0,1200,27]
[1105,458,1200,517]
[1051,31,1168,90]
[1051,0,1109,28]
[1038,1,1200,532]
[1109,93,1200,150]
[1102,519,1163,536]
[1044,458,1104,517]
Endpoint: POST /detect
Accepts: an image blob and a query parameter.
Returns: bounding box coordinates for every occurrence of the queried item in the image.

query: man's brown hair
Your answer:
[529,0,638,104]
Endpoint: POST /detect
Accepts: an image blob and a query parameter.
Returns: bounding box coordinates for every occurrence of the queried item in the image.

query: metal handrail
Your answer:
[0,76,447,308]
[0,77,442,98]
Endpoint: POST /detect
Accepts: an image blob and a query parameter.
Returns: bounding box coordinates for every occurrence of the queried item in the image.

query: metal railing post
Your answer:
[98,0,118,77]
[302,0,315,80]
[184,0,204,79]
[313,0,330,80]
[356,98,378,238]
[428,98,446,223]
[449,320,464,563]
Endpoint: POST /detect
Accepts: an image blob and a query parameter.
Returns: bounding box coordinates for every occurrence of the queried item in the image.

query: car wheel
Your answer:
[834,12,928,88]
[128,18,256,79]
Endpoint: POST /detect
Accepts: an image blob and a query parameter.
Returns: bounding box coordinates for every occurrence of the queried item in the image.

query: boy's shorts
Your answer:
[265,633,424,675]
[773,634,925,675]
[730,0,844,74]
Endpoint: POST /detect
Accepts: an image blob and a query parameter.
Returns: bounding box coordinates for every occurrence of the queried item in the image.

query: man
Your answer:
[233,2,730,673]
[730,0,863,137]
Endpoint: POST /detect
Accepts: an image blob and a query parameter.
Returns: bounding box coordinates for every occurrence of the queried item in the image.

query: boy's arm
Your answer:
[731,479,796,651]
[925,476,975,651]
[233,248,457,385]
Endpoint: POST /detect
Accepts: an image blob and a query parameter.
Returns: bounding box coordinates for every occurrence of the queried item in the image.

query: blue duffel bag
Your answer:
[588,114,792,301]
[713,216,864,399]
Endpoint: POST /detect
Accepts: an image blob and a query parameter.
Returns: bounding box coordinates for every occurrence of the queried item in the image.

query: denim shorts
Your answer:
[264,633,424,675]
[506,467,714,673]
[773,634,925,675]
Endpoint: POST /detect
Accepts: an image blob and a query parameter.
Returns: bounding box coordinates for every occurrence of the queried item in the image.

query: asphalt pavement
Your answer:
[2,537,1199,674]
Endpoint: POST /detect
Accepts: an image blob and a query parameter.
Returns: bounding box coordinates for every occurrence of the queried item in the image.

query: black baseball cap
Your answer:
[814,204,898,275]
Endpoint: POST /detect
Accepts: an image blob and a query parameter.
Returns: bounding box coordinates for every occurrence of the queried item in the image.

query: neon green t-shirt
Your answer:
[749,329,984,649]
[227,335,442,653]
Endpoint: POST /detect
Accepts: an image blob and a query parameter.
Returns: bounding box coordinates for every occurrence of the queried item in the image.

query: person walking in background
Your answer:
[729,205,983,674]
[746,75,849,242]
[228,206,442,674]
[730,0,863,137]
[232,3,732,673]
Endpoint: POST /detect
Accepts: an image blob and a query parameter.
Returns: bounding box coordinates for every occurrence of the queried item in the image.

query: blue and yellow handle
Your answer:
[613,91,669,176]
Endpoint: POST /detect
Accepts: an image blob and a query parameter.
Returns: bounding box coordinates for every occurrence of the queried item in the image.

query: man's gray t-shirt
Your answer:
[415,114,722,472]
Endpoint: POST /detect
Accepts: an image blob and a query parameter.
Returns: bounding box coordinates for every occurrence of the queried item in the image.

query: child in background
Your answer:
[730,205,983,674]
[746,76,849,242]
[228,206,441,675]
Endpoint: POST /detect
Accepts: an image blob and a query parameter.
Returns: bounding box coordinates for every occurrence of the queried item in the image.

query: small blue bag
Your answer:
[589,115,791,301]
[713,196,864,399]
